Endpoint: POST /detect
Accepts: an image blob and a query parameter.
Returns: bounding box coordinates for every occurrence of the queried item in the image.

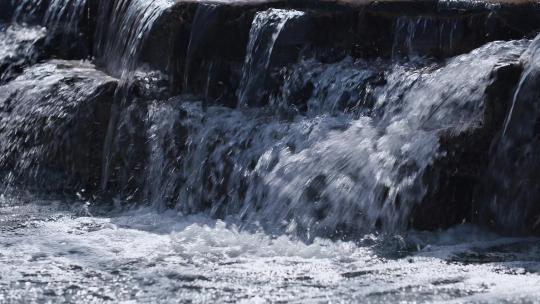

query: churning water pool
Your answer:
[1,196,540,303]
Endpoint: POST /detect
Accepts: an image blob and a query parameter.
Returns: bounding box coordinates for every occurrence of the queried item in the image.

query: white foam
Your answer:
[2,200,540,302]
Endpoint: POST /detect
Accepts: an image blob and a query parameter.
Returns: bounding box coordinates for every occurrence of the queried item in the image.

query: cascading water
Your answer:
[140,40,528,238]
[94,0,175,192]
[2,1,540,302]
[272,57,383,115]
[392,16,460,59]
[86,3,533,238]
[237,9,304,107]
[0,0,536,239]
[94,0,174,77]
[11,0,87,34]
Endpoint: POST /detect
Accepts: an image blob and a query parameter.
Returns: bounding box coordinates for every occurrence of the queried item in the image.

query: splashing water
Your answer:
[136,39,529,239]
[1,196,540,303]
[2,2,540,302]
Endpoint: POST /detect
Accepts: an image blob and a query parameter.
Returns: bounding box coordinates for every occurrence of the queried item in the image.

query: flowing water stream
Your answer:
[237,9,304,107]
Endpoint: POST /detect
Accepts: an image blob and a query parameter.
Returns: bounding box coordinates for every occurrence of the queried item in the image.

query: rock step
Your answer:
[0,60,117,192]
[97,0,540,104]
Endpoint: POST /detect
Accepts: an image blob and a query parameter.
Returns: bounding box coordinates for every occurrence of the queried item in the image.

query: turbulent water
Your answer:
[138,39,528,238]
[2,196,540,303]
[2,0,540,302]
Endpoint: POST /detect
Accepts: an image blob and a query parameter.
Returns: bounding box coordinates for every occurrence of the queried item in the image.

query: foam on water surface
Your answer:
[1,197,540,303]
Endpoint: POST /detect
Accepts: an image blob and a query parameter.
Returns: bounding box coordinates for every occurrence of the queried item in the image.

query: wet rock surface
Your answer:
[0,60,117,192]
[411,40,528,231]
[479,37,540,235]
[0,24,46,84]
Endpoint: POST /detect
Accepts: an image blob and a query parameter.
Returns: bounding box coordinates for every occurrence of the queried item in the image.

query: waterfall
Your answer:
[237,9,304,108]
[392,16,460,59]
[94,0,174,78]
[12,0,87,32]
[138,40,527,238]
[95,0,175,193]
[1,0,539,238]
[183,4,219,91]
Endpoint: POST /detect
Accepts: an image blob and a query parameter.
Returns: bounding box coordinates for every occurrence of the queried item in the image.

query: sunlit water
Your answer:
[1,196,540,303]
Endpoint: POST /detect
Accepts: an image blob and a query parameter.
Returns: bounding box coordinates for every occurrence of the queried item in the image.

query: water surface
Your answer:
[1,196,539,303]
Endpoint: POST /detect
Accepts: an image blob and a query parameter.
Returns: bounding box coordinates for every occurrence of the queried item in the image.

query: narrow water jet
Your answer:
[237,9,304,108]
[183,3,219,91]
[94,0,175,192]
[483,37,540,234]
